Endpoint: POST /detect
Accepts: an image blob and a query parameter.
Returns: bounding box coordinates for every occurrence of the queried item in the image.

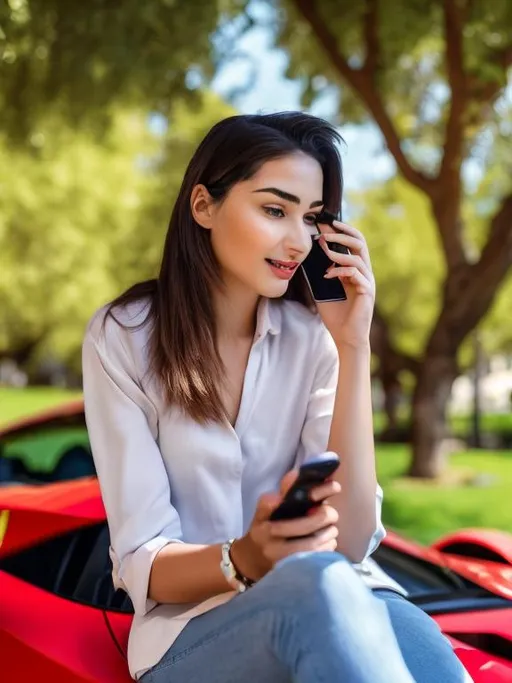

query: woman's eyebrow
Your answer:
[253,187,323,208]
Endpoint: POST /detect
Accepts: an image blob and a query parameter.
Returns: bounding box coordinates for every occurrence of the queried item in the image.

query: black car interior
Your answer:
[2,520,508,619]
[0,522,133,612]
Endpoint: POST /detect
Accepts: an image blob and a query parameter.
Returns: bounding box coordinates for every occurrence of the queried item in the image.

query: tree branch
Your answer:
[292,0,435,195]
[468,44,512,103]
[362,0,379,79]
[445,193,512,342]
[439,0,468,182]
[427,0,470,270]
[430,195,468,270]
[473,192,512,290]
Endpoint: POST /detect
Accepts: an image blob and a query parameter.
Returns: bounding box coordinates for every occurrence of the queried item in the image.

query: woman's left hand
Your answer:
[315,219,375,349]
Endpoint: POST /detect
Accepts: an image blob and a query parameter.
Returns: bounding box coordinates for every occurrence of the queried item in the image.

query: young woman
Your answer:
[82,112,469,683]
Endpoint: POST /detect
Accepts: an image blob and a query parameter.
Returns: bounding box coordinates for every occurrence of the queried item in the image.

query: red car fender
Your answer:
[433,529,512,565]
[0,478,104,557]
[0,571,132,683]
[450,638,512,683]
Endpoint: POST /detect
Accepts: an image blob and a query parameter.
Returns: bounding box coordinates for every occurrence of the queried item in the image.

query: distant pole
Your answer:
[471,331,483,448]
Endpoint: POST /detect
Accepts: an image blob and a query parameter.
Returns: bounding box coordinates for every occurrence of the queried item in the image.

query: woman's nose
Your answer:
[285,221,313,258]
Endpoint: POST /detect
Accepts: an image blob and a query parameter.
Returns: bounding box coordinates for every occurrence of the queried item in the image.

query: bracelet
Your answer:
[220,539,255,593]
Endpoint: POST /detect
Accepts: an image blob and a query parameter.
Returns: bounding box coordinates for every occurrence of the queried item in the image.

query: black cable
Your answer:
[102,610,126,660]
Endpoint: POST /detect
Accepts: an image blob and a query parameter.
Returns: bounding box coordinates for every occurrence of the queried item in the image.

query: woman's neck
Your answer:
[212,285,260,343]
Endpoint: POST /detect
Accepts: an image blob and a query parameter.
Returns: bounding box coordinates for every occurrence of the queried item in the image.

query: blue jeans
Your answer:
[141,552,467,682]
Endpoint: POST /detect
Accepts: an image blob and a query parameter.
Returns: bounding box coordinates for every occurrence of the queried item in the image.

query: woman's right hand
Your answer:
[230,470,341,582]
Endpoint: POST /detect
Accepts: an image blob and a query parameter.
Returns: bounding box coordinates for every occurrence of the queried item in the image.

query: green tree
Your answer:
[0,108,158,373]
[350,177,440,430]
[268,0,512,476]
[0,92,234,377]
[352,176,512,427]
[0,0,236,142]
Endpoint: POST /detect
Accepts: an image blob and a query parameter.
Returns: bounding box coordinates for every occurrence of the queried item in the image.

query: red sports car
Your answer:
[1,403,512,682]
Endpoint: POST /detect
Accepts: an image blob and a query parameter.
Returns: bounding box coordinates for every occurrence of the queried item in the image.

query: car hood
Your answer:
[452,636,512,682]
[439,608,512,681]
[385,530,512,601]
[0,477,103,556]
[441,553,512,601]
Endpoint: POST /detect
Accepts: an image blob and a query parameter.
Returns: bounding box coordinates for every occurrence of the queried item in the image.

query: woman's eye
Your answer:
[305,214,321,236]
[264,206,285,218]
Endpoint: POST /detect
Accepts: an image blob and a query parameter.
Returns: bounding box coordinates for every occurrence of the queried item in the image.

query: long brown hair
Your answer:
[103,112,344,424]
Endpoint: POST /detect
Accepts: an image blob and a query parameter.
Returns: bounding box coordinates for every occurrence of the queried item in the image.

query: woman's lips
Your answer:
[265,259,299,280]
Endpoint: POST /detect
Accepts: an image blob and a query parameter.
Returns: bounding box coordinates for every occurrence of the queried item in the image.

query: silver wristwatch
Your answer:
[220,539,254,593]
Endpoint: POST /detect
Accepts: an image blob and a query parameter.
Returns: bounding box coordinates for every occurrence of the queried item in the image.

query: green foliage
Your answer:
[350,177,444,357]
[120,91,236,287]
[0,92,235,372]
[276,0,511,160]
[352,173,512,360]
[0,108,155,366]
[275,0,512,381]
[0,0,226,141]
[377,444,512,544]
[480,276,512,354]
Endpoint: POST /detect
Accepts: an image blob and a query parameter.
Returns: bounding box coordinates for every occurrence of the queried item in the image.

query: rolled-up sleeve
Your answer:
[295,325,386,559]
[82,315,183,616]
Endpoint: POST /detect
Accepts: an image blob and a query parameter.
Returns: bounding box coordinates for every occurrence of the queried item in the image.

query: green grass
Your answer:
[0,386,83,426]
[376,444,512,545]
[449,412,512,434]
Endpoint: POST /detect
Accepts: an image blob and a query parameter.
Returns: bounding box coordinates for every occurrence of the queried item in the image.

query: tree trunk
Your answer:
[409,350,459,478]
[382,372,402,431]
[370,307,418,439]
[0,336,44,366]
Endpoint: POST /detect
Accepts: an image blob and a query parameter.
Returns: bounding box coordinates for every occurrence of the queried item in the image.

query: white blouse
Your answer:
[82,295,391,680]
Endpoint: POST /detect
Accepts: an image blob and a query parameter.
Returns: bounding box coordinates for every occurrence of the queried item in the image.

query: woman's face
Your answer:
[192,152,324,299]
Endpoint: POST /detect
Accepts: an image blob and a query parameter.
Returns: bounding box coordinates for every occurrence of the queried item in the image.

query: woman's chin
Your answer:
[258,278,290,298]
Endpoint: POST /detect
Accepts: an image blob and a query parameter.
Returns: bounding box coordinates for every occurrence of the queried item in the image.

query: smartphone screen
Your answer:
[301,211,349,303]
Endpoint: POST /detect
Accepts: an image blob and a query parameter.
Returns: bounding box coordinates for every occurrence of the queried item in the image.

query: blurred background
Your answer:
[1,0,511,544]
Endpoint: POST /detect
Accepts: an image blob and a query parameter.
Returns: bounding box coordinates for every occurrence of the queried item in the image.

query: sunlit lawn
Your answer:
[1,387,511,546]
[377,444,512,545]
[0,386,83,426]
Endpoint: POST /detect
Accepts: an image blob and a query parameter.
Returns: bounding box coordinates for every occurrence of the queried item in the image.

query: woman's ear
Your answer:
[190,184,216,229]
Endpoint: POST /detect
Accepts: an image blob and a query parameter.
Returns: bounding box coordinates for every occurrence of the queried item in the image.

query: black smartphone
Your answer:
[269,452,340,522]
[301,210,349,303]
